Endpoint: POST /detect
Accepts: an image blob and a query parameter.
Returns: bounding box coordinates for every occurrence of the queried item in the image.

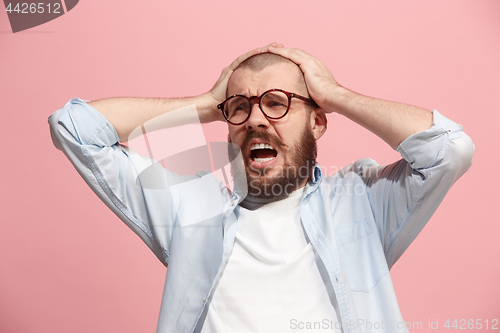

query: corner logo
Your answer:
[3,0,79,33]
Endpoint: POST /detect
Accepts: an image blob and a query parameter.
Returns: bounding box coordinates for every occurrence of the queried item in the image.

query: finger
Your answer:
[272,46,311,57]
[260,43,285,53]
[260,42,278,50]
[259,42,282,52]
[268,46,312,66]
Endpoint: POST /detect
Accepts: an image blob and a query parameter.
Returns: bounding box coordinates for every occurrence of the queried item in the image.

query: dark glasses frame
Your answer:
[217,88,317,125]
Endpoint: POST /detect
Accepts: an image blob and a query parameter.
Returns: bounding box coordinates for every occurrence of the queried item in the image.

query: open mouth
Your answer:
[250,143,278,163]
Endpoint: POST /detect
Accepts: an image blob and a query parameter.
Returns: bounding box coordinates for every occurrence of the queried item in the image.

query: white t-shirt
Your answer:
[201,188,341,333]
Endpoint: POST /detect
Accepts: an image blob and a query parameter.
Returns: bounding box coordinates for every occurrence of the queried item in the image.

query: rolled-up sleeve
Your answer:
[362,110,474,268]
[49,98,191,266]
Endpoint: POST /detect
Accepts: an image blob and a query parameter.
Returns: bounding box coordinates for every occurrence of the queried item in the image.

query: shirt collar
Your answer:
[312,163,322,184]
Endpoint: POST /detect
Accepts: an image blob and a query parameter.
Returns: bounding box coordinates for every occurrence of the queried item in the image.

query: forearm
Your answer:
[88,93,220,142]
[328,87,433,149]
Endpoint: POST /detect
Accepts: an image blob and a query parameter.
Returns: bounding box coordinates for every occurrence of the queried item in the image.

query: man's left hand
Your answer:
[269,46,433,149]
[268,46,342,113]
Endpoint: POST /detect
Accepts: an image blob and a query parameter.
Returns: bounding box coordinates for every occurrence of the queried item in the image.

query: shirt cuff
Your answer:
[56,97,120,147]
[396,110,464,170]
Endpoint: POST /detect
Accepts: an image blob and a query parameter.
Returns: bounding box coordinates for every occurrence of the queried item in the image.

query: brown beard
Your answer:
[228,124,317,200]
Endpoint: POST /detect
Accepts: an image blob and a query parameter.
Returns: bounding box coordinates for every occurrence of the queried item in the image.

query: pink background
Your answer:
[1,0,499,332]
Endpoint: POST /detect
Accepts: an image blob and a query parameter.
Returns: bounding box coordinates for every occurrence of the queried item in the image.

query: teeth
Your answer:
[253,157,275,163]
[250,143,274,150]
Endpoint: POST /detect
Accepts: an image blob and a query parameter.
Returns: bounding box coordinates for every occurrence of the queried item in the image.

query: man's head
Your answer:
[225,53,327,200]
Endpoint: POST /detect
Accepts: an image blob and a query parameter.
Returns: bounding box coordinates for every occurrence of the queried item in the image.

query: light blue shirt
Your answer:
[49,98,474,333]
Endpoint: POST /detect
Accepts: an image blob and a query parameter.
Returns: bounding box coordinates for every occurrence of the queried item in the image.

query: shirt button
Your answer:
[203,297,206,303]
[231,200,235,205]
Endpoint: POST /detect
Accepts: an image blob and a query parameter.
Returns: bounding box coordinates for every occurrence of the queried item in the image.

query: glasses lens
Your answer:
[225,96,250,123]
[261,91,289,118]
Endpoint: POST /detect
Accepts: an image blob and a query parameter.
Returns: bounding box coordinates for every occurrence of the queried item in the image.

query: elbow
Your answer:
[48,109,64,151]
[442,131,475,180]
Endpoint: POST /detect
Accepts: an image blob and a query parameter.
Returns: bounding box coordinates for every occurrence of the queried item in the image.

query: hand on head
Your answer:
[209,42,285,118]
[266,47,341,114]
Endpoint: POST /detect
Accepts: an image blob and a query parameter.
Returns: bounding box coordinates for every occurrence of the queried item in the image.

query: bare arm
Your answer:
[327,86,433,149]
[88,94,218,142]
[268,47,432,149]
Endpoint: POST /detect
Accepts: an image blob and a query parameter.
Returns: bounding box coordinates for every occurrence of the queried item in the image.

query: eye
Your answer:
[226,96,250,115]
[262,91,289,110]
[234,103,248,111]
[266,100,286,108]
[263,98,288,111]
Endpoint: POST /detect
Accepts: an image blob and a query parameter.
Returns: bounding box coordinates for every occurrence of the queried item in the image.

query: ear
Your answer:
[309,107,327,140]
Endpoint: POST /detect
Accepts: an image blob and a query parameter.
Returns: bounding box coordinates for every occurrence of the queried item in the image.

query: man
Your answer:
[49,43,474,332]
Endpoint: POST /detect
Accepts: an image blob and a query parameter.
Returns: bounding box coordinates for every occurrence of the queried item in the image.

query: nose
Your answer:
[245,100,270,130]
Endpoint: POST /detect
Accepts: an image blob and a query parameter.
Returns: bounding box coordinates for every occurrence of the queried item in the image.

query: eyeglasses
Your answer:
[217,89,317,125]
